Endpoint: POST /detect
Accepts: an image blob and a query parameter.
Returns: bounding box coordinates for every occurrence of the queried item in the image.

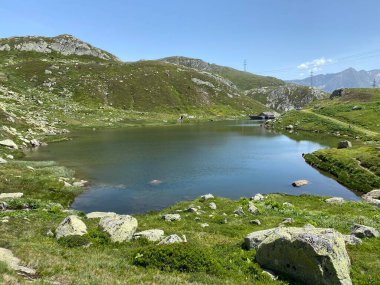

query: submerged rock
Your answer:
[56,215,87,239]
[250,227,352,285]
[133,229,164,242]
[99,215,138,242]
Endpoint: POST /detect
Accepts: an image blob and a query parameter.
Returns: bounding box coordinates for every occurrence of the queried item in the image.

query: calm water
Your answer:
[26,121,360,214]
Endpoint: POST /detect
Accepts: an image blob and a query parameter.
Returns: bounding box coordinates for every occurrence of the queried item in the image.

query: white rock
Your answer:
[325,197,345,204]
[0,247,36,276]
[133,229,164,242]
[0,139,18,149]
[86,212,117,219]
[99,215,138,242]
[292,180,309,187]
[0,193,23,199]
[158,234,184,245]
[250,193,265,201]
[200,193,214,201]
[208,202,217,210]
[55,215,87,239]
[200,223,209,228]
[162,214,181,221]
[0,157,7,164]
[248,202,259,214]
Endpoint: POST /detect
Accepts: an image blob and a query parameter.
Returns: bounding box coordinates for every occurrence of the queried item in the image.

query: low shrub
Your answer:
[57,235,91,248]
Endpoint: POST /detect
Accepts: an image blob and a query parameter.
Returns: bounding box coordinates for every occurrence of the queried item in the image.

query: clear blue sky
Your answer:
[1,0,379,79]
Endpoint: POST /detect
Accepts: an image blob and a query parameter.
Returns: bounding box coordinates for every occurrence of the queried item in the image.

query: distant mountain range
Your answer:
[290,68,380,92]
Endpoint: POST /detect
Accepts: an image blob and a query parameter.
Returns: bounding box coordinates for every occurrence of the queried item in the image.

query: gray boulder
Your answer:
[86,212,117,219]
[0,192,23,199]
[55,215,87,239]
[208,202,217,210]
[254,227,352,285]
[200,193,214,201]
[362,190,380,207]
[244,228,276,249]
[162,214,181,222]
[99,215,138,242]
[343,235,362,246]
[234,206,245,216]
[248,202,259,214]
[350,224,379,238]
[0,139,18,149]
[158,234,184,245]
[326,197,345,204]
[337,141,352,149]
[133,229,164,242]
[250,193,265,201]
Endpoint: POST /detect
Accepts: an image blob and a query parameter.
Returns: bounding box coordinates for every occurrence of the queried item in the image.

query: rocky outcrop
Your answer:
[247,227,352,285]
[0,34,119,61]
[362,190,380,206]
[55,215,87,239]
[99,215,138,242]
[133,229,165,242]
[0,248,36,276]
[0,139,18,149]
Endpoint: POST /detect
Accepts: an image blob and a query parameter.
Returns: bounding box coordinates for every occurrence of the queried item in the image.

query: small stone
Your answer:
[208,202,217,210]
[133,229,164,242]
[46,230,54,237]
[158,234,183,245]
[337,140,352,149]
[200,223,209,228]
[362,190,380,207]
[0,193,23,199]
[350,224,379,238]
[292,180,309,187]
[162,214,181,222]
[248,202,259,214]
[250,219,261,225]
[234,206,245,216]
[0,158,7,164]
[325,197,345,204]
[86,212,117,219]
[281,218,294,224]
[343,234,362,245]
[5,154,14,160]
[200,193,214,201]
[250,193,265,201]
[149,179,162,185]
[282,202,294,207]
[186,207,198,213]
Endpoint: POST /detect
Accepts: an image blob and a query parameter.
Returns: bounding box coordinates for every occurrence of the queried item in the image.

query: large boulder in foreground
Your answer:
[247,227,352,285]
[99,215,138,242]
[55,215,87,239]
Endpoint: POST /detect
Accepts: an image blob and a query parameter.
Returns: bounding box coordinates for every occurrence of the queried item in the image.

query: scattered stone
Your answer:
[244,229,276,249]
[149,179,162,185]
[326,197,345,204]
[352,106,362,111]
[0,247,36,276]
[343,235,362,246]
[285,125,294,130]
[72,180,88,187]
[186,207,198,213]
[250,219,261,225]
[234,206,245,216]
[162,214,181,222]
[0,139,18,149]
[250,193,265,201]
[0,192,24,199]
[337,140,352,149]
[262,269,277,281]
[99,215,138,242]
[282,202,294,207]
[292,180,309,187]
[0,157,7,164]
[200,193,214,201]
[362,190,380,206]
[247,202,259,214]
[158,234,184,245]
[55,215,87,239]
[5,154,14,160]
[46,230,54,237]
[29,139,41,147]
[281,218,294,224]
[86,212,117,219]
[208,202,217,210]
[133,229,164,242]
[0,201,8,211]
[252,227,352,285]
[194,217,201,221]
[200,223,209,228]
[350,224,379,238]
[63,181,72,187]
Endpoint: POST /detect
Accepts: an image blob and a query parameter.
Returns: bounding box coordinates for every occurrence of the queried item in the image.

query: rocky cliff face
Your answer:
[245,84,328,112]
[0,34,119,61]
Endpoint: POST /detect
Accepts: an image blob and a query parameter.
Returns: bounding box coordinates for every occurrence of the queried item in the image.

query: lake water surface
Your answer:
[26,120,360,214]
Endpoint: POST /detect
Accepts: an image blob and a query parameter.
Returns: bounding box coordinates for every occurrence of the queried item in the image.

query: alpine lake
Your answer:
[25,120,360,214]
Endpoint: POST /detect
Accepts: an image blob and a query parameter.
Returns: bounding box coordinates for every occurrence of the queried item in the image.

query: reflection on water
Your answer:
[26,120,360,214]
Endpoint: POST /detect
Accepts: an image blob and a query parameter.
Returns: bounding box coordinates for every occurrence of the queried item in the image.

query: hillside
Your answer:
[0,35,269,119]
[245,84,328,112]
[268,88,380,192]
[161,56,285,90]
[290,68,380,92]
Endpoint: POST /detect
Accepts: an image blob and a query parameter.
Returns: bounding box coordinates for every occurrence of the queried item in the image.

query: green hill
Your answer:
[161,56,285,90]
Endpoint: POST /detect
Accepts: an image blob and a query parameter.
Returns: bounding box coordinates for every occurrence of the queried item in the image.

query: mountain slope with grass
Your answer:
[268,88,380,192]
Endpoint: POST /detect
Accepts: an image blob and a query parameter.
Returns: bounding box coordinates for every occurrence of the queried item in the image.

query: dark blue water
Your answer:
[26,121,360,214]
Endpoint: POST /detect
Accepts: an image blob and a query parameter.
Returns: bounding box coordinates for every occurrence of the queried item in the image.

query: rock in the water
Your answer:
[149,179,162,185]
[158,234,184,245]
[162,213,181,221]
[250,193,265,201]
[0,247,36,276]
[29,139,41,147]
[200,193,214,201]
[350,224,379,238]
[234,206,245,216]
[133,229,164,242]
[55,215,87,239]
[250,219,261,225]
[208,202,217,210]
[254,227,352,285]
[99,215,138,242]
[0,139,18,149]
[86,212,117,219]
[248,202,259,214]
[0,192,23,199]
[362,190,380,206]
[343,235,362,246]
[326,197,345,204]
[337,140,352,149]
[292,180,309,187]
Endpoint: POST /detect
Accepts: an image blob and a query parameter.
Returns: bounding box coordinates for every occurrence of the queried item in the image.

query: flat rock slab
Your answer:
[86,212,117,219]
[99,215,138,242]
[0,192,24,199]
[133,229,164,242]
[0,247,36,276]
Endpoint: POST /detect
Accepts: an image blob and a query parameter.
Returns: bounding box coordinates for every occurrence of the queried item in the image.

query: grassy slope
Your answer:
[270,88,380,193]
[161,56,285,90]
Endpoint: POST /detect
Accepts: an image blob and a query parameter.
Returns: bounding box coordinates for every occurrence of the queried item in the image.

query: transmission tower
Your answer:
[243,59,247,72]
